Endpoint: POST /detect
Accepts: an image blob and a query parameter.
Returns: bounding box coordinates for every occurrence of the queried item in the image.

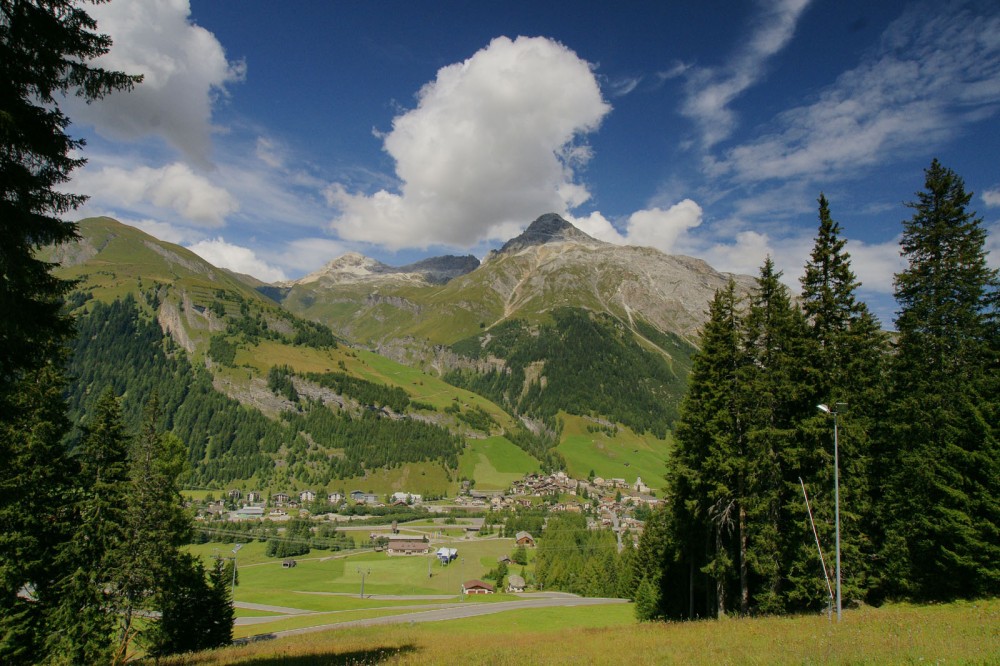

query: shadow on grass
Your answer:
[221,644,418,666]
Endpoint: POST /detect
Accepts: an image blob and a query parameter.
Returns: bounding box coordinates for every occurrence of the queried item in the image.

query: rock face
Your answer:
[493,212,604,256]
[277,213,757,350]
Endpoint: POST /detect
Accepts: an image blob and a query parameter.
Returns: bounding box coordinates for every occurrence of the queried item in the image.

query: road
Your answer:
[235,594,628,640]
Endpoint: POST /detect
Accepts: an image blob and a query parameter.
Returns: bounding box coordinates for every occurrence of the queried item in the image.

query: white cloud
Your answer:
[67,0,244,166]
[328,36,611,250]
[187,238,288,282]
[74,162,239,227]
[712,3,1000,184]
[983,188,1000,207]
[681,0,812,148]
[845,238,904,295]
[277,238,353,275]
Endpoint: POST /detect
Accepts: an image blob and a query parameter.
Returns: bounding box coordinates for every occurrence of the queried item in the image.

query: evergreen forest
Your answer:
[633,168,999,619]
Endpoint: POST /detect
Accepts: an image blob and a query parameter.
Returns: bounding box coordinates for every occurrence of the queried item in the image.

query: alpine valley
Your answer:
[49,213,756,496]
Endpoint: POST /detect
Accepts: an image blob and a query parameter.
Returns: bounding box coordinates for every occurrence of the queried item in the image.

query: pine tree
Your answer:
[670,281,749,617]
[740,258,810,613]
[881,159,1000,600]
[792,194,887,609]
[46,390,131,664]
[114,395,192,659]
[0,2,138,661]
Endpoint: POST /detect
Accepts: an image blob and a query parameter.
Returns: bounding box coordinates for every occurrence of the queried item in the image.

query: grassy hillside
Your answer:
[556,414,671,490]
[458,436,543,489]
[160,597,1000,665]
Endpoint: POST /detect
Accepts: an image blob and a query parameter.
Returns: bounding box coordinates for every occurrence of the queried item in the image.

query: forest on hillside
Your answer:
[445,308,694,438]
[65,294,463,487]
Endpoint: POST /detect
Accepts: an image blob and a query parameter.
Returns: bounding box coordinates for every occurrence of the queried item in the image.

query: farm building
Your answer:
[462,580,495,595]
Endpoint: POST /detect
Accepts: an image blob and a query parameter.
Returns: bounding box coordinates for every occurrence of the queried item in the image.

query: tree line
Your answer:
[635,162,999,619]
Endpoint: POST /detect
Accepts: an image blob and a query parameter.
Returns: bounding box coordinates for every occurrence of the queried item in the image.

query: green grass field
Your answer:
[457,436,541,489]
[556,413,672,490]
[161,598,1000,665]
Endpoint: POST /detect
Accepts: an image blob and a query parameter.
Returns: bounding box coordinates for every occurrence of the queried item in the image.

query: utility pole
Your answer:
[817,403,846,622]
[231,543,243,599]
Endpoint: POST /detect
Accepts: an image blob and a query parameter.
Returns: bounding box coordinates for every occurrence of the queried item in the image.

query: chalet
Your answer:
[246,491,262,503]
[507,574,526,593]
[271,492,290,506]
[515,531,536,547]
[327,492,344,504]
[227,489,242,500]
[299,490,316,503]
[386,540,430,556]
[462,580,495,595]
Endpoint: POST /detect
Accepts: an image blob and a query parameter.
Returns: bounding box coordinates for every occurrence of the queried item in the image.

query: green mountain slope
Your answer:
[53,218,540,495]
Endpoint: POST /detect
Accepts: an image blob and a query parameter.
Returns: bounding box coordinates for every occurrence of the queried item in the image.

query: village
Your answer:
[190,470,663,595]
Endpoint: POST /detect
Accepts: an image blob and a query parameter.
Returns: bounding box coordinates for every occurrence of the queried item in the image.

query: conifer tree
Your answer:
[47,390,131,664]
[740,258,810,613]
[792,195,887,608]
[881,159,1000,600]
[670,281,749,616]
[0,2,138,661]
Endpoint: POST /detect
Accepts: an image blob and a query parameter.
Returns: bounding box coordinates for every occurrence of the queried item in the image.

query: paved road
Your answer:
[238,595,628,639]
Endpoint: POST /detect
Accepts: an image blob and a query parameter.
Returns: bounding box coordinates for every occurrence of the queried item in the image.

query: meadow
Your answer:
[160,597,999,665]
[556,413,672,490]
[187,533,529,639]
[457,435,542,489]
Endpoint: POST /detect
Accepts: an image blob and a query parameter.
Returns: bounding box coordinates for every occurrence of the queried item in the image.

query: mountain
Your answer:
[278,213,755,348]
[48,214,758,493]
[48,217,525,495]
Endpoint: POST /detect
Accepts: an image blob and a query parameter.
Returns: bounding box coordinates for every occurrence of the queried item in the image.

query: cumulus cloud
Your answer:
[74,162,239,227]
[328,36,611,250]
[67,0,244,166]
[681,0,812,148]
[187,238,288,282]
[711,2,1000,184]
[983,188,1000,207]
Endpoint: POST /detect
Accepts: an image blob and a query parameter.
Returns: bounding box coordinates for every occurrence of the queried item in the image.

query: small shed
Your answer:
[282,559,297,569]
[515,531,536,547]
[507,574,526,593]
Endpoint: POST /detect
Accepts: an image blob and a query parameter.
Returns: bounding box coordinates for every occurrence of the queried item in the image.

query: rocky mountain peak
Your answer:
[496,213,602,255]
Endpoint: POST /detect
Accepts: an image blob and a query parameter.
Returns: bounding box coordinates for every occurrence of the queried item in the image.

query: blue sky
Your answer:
[65,0,1000,325]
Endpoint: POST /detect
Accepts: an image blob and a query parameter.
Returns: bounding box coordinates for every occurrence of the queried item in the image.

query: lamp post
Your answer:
[231,543,243,599]
[817,403,845,621]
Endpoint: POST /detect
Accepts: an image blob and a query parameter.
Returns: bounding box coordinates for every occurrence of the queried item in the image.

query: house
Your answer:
[507,574,526,593]
[350,490,379,505]
[227,489,242,500]
[462,580,495,595]
[299,490,316,503]
[327,492,343,504]
[391,492,422,505]
[246,491,262,503]
[497,555,512,565]
[271,492,290,506]
[386,540,430,556]
[515,531,536,547]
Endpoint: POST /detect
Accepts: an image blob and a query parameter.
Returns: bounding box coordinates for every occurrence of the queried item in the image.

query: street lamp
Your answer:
[817,403,845,622]
[231,543,243,599]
